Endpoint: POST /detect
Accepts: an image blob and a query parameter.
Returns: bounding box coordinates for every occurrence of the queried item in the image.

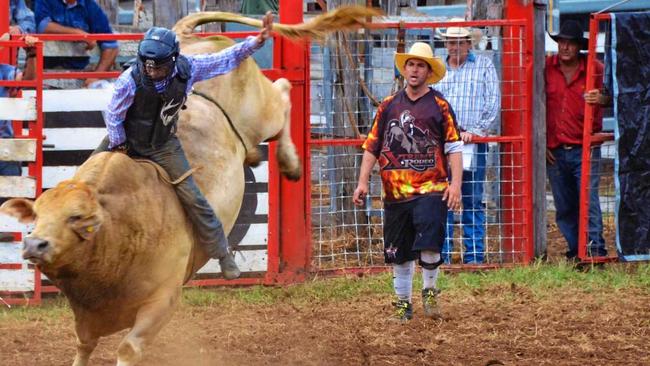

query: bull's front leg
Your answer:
[116,288,181,366]
[72,323,99,366]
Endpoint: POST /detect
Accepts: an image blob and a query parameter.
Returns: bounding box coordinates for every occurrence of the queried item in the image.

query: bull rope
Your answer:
[190,90,250,158]
[133,159,199,186]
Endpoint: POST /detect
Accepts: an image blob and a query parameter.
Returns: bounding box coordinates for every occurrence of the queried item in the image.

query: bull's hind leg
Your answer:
[116,289,181,366]
[273,78,302,181]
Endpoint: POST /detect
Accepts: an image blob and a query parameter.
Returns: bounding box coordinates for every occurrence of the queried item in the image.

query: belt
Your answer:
[558,144,581,150]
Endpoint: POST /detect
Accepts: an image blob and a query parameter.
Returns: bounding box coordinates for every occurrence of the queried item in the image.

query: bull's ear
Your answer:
[70,215,102,241]
[0,198,36,223]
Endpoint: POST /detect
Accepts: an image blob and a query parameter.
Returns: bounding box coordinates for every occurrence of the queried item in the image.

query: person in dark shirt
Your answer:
[353,42,463,321]
[35,0,118,86]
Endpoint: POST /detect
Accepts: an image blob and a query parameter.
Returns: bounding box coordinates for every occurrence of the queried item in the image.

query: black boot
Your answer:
[219,252,241,280]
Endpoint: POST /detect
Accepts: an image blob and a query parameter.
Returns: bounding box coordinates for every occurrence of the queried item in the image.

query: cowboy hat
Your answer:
[395,42,446,84]
[435,18,472,39]
[549,20,588,50]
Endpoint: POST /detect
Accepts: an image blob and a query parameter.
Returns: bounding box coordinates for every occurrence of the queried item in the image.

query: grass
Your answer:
[0,295,70,324]
[2,262,649,321]
[183,261,650,307]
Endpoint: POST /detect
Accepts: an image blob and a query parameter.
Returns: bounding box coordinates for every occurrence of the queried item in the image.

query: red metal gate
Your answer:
[579,12,618,263]
[306,18,534,273]
[0,36,44,305]
[0,0,311,304]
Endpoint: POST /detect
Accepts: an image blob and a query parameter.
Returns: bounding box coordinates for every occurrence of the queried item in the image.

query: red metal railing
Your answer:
[578,12,618,263]
[0,37,44,305]
[306,18,534,273]
[0,0,312,299]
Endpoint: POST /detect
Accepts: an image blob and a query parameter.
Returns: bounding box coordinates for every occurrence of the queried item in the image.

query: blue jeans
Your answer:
[0,161,21,205]
[547,146,607,258]
[94,136,229,259]
[0,161,21,176]
[444,143,487,264]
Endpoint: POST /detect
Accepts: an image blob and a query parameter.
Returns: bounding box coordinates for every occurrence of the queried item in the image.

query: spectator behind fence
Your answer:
[353,42,463,321]
[34,0,118,87]
[436,21,500,265]
[0,34,38,241]
[9,0,36,35]
[545,20,611,260]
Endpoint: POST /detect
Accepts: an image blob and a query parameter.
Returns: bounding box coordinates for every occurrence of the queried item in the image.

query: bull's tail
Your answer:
[172,5,382,40]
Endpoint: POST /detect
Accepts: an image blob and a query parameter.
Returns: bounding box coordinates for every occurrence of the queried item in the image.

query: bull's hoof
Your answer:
[282,167,302,182]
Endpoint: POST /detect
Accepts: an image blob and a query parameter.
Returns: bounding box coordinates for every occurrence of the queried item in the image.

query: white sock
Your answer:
[421,251,441,290]
[393,260,415,302]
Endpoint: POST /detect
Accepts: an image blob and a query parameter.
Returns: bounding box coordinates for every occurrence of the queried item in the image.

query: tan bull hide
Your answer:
[0,6,381,366]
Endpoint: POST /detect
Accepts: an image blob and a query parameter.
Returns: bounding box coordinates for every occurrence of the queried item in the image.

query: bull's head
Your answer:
[1,180,103,268]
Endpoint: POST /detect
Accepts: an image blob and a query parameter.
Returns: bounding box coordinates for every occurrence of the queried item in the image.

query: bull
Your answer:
[0,6,380,366]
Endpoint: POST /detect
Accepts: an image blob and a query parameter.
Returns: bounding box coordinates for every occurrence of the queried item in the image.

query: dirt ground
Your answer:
[2,277,649,366]
[0,215,636,366]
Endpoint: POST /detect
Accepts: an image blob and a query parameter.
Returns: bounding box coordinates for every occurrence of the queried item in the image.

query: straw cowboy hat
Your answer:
[435,18,483,46]
[435,18,472,39]
[549,20,588,50]
[395,42,446,84]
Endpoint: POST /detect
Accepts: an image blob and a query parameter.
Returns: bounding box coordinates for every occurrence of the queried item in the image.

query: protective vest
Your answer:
[124,55,191,147]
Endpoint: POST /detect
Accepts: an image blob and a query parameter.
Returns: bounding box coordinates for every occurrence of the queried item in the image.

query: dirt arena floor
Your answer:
[1,225,645,366]
[2,269,649,365]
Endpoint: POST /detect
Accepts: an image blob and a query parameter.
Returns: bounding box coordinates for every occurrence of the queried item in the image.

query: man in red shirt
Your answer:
[353,42,463,321]
[545,20,611,260]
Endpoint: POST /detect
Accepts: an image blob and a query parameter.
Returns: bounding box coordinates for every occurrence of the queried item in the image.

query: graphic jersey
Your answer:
[363,88,461,202]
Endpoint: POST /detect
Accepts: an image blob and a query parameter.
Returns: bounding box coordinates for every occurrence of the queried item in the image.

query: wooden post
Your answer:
[97,0,119,24]
[154,0,181,29]
[326,0,372,239]
[477,0,545,262]
[203,0,242,32]
[532,0,547,259]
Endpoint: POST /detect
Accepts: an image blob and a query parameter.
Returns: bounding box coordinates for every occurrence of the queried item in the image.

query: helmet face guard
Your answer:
[142,58,174,81]
[141,55,176,68]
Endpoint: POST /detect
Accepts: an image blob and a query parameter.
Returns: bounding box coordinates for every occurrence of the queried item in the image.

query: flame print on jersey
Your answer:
[363,92,461,202]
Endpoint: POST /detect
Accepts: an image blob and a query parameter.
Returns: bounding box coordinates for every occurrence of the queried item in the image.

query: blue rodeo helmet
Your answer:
[138,27,180,69]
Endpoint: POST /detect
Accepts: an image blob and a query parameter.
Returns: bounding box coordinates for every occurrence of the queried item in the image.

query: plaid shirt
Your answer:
[0,64,18,138]
[436,53,500,136]
[105,36,261,148]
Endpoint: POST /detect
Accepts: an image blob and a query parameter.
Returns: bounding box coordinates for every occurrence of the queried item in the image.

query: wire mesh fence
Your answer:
[586,140,617,257]
[308,21,531,271]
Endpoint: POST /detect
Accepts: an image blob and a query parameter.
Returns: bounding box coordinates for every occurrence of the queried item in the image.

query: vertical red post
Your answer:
[270,0,309,283]
[502,2,535,263]
[577,14,603,260]
[0,0,9,63]
[29,41,45,304]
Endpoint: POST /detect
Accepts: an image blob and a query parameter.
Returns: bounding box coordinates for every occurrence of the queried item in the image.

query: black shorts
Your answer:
[383,194,447,264]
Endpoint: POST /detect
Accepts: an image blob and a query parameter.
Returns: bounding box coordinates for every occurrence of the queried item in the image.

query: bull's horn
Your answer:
[172,5,383,41]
